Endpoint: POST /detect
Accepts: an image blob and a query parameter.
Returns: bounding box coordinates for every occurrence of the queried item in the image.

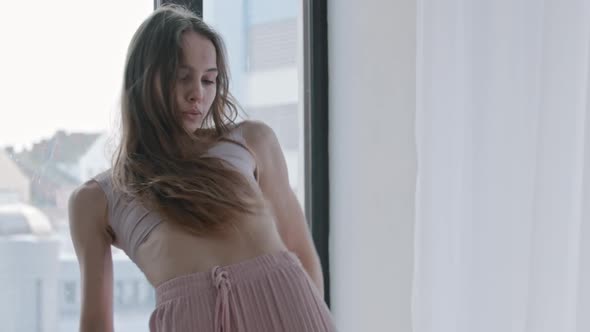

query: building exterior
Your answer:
[0,203,60,332]
[11,132,98,209]
[0,202,154,332]
[77,132,113,183]
[10,131,106,227]
[204,0,302,195]
[58,249,155,331]
[0,149,30,203]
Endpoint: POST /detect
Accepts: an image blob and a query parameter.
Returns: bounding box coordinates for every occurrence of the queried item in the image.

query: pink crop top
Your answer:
[92,126,257,261]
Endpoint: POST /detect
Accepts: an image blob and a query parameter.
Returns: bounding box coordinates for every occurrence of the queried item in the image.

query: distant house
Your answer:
[0,149,30,203]
[11,131,101,225]
[78,132,113,182]
[40,131,102,182]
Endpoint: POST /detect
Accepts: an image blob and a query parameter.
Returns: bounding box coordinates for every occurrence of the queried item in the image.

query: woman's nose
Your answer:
[189,83,203,102]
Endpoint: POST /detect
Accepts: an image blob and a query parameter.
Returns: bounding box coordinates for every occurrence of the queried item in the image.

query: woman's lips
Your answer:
[182,111,202,120]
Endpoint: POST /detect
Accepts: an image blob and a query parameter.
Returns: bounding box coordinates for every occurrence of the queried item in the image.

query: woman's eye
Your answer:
[203,79,216,85]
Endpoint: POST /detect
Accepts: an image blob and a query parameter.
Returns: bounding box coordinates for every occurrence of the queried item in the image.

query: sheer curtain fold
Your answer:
[414,1,590,331]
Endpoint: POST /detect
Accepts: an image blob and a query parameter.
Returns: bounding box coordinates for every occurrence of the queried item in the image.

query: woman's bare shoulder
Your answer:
[70,180,106,209]
[237,120,277,148]
[68,180,109,233]
[237,120,285,179]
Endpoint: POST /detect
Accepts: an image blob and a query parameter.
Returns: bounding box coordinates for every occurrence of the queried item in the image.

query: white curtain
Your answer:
[414,0,590,331]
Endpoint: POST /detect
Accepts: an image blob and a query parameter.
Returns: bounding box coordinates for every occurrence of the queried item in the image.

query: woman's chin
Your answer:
[183,121,201,133]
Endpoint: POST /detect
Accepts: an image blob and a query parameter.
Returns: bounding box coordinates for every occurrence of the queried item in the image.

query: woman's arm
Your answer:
[242,121,325,297]
[68,181,114,332]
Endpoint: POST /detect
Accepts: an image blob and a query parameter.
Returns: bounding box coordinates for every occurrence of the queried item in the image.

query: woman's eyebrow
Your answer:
[178,65,218,73]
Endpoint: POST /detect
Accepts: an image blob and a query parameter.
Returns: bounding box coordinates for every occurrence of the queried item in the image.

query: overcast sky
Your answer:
[0,0,153,151]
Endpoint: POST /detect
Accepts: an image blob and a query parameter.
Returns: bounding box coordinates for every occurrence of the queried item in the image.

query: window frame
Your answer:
[302,0,330,306]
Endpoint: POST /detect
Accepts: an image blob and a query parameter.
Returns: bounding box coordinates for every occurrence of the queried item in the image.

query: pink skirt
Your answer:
[149,251,337,331]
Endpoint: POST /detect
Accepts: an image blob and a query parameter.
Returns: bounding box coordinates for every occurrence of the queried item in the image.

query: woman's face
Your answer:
[175,30,218,132]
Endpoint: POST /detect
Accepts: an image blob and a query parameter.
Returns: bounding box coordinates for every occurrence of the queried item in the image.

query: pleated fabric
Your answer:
[149,251,337,332]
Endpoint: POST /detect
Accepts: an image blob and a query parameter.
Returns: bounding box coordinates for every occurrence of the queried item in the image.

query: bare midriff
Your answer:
[134,209,287,287]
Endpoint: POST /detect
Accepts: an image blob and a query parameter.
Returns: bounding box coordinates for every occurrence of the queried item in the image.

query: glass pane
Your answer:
[0,1,154,331]
[203,0,306,206]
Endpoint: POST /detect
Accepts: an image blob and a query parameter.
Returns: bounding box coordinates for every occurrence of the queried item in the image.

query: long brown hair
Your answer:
[112,5,263,235]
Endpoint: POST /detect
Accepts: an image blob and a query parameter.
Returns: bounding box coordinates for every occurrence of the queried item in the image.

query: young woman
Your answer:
[68,4,336,332]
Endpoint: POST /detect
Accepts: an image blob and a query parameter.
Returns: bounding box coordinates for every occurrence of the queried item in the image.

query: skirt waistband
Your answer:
[154,250,301,304]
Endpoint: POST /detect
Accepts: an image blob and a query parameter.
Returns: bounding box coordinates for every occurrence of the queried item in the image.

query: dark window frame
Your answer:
[155,0,330,306]
[302,0,330,306]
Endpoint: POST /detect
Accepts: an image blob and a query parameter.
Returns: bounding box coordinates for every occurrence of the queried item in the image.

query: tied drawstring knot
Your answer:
[212,266,232,332]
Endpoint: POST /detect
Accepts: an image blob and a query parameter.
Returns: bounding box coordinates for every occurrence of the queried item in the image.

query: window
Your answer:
[62,281,77,306]
[0,1,154,331]
[203,0,306,204]
[0,2,330,331]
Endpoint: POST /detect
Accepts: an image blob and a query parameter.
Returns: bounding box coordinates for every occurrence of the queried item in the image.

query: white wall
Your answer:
[328,0,416,331]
